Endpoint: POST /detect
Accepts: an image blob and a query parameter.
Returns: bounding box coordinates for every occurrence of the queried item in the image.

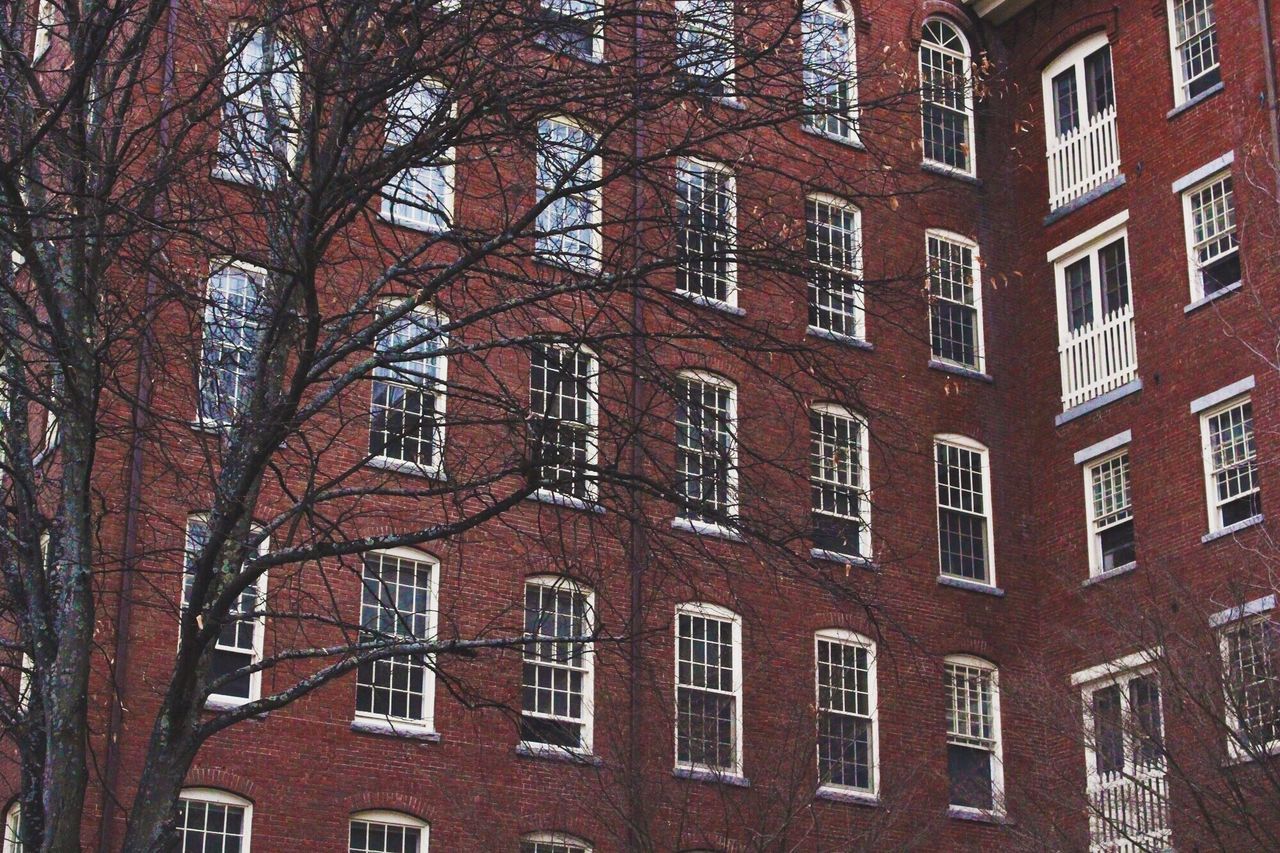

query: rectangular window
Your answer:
[806,196,862,340]
[217,28,299,184]
[676,159,736,306]
[1183,171,1239,300]
[935,437,992,585]
[179,792,251,853]
[522,578,594,751]
[538,0,602,59]
[350,815,425,853]
[381,81,452,231]
[927,232,983,371]
[675,374,737,524]
[530,345,598,501]
[536,118,602,271]
[200,265,264,425]
[1169,0,1220,104]
[674,0,734,96]
[1201,397,1259,531]
[1043,36,1119,209]
[675,604,741,774]
[803,2,857,141]
[816,631,876,794]
[1085,451,1135,575]
[945,658,1002,814]
[182,517,266,704]
[810,405,869,558]
[370,308,445,473]
[355,550,437,728]
[919,20,973,174]
[521,835,591,853]
[1221,614,1280,754]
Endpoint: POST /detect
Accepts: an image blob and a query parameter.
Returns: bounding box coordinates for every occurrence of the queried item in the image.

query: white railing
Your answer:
[1048,106,1120,211]
[1060,307,1137,412]
[1088,768,1170,852]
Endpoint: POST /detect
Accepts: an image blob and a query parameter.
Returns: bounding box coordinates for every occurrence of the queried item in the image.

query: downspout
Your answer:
[95,0,178,849]
[1258,0,1280,202]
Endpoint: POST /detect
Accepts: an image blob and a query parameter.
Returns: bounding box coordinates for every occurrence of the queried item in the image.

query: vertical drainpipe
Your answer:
[94,0,177,849]
[1257,0,1280,202]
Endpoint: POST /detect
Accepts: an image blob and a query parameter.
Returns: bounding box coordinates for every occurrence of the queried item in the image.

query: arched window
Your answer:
[520,832,593,853]
[350,810,428,853]
[802,0,857,141]
[919,19,974,175]
[943,655,1003,816]
[178,788,253,852]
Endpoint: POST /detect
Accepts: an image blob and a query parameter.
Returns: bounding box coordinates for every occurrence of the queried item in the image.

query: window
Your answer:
[802,0,857,141]
[199,264,264,425]
[816,630,876,795]
[1084,451,1134,575]
[381,81,453,231]
[1043,34,1119,209]
[350,811,428,853]
[522,577,594,751]
[182,516,266,705]
[32,0,54,60]
[675,603,742,775]
[935,436,993,585]
[1168,0,1220,104]
[530,345,598,502]
[356,549,438,730]
[1182,170,1239,300]
[944,656,1002,814]
[926,231,983,371]
[3,802,20,853]
[1221,612,1280,755]
[370,306,446,474]
[674,0,734,96]
[520,833,592,853]
[1080,666,1168,852]
[676,159,736,307]
[538,0,602,58]
[806,195,862,340]
[1201,396,1259,531]
[178,789,252,853]
[809,404,869,559]
[919,19,973,175]
[536,118,602,271]
[674,373,737,525]
[217,27,300,184]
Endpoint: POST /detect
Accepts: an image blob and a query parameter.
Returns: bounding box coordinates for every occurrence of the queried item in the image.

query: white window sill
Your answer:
[928,359,992,383]
[378,209,450,235]
[816,786,879,806]
[1082,560,1137,586]
[204,695,257,713]
[1202,513,1265,544]
[674,290,745,316]
[189,417,228,435]
[351,716,441,741]
[673,766,750,787]
[1166,80,1225,119]
[937,575,1005,597]
[1225,736,1280,766]
[672,516,743,542]
[807,325,872,350]
[947,805,1005,824]
[801,124,864,151]
[212,166,273,188]
[529,488,604,513]
[922,160,979,184]
[516,741,602,765]
[366,455,446,480]
[810,548,876,571]
[1184,280,1242,314]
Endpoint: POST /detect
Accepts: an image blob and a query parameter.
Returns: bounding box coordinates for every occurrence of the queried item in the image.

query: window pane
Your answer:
[522,580,592,749]
[370,310,443,468]
[536,119,601,270]
[816,638,873,790]
[927,235,980,368]
[809,409,867,556]
[676,612,737,770]
[936,442,989,582]
[530,346,597,499]
[356,553,434,724]
[676,161,735,302]
[920,20,971,171]
[803,5,856,139]
[675,378,735,522]
[806,198,861,337]
[349,819,422,853]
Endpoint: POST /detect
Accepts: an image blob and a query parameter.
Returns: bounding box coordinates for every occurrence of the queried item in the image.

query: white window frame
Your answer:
[181,514,268,708]
[815,628,877,798]
[214,25,301,186]
[520,575,595,755]
[809,402,871,560]
[1082,448,1135,577]
[925,230,984,372]
[3,802,20,853]
[944,654,1004,819]
[934,434,995,587]
[538,0,604,59]
[1051,220,1131,343]
[1215,598,1280,760]
[530,344,600,505]
[802,0,858,143]
[1167,0,1221,106]
[354,547,440,733]
[368,303,448,478]
[535,116,603,272]
[1180,167,1239,302]
[32,0,55,61]
[1041,33,1119,210]
[806,194,864,341]
[520,831,594,853]
[674,0,735,96]
[674,602,744,778]
[380,79,455,233]
[919,18,975,177]
[674,370,739,528]
[349,809,429,853]
[178,788,253,853]
[675,157,737,310]
[197,260,266,428]
[1199,394,1260,534]
[1041,33,1114,144]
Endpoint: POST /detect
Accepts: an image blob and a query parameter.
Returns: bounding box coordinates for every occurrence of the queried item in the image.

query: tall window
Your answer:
[178,789,252,853]
[810,404,869,559]
[1061,236,1129,335]
[927,231,983,371]
[369,306,446,474]
[675,603,742,775]
[1183,170,1239,300]
[350,811,428,853]
[935,436,993,585]
[520,833,593,853]
[381,81,453,231]
[674,0,734,96]
[802,0,857,141]
[806,195,862,340]
[182,516,266,705]
[31,0,55,61]
[355,549,437,730]
[816,630,876,795]
[530,345,598,502]
[3,803,20,853]
[522,577,594,751]
[538,0,602,59]
[1201,396,1259,531]
[536,118,602,271]
[674,373,737,525]
[1220,612,1280,755]
[919,19,973,175]
[1168,0,1220,104]
[945,656,1002,815]
[676,159,736,307]
[1043,34,1119,209]
[199,264,264,425]
[217,27,300,184]
[1084,451,1135,575]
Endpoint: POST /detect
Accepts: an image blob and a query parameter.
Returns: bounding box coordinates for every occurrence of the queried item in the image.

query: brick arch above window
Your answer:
[342,792,433,824]
[182,768,257,802]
